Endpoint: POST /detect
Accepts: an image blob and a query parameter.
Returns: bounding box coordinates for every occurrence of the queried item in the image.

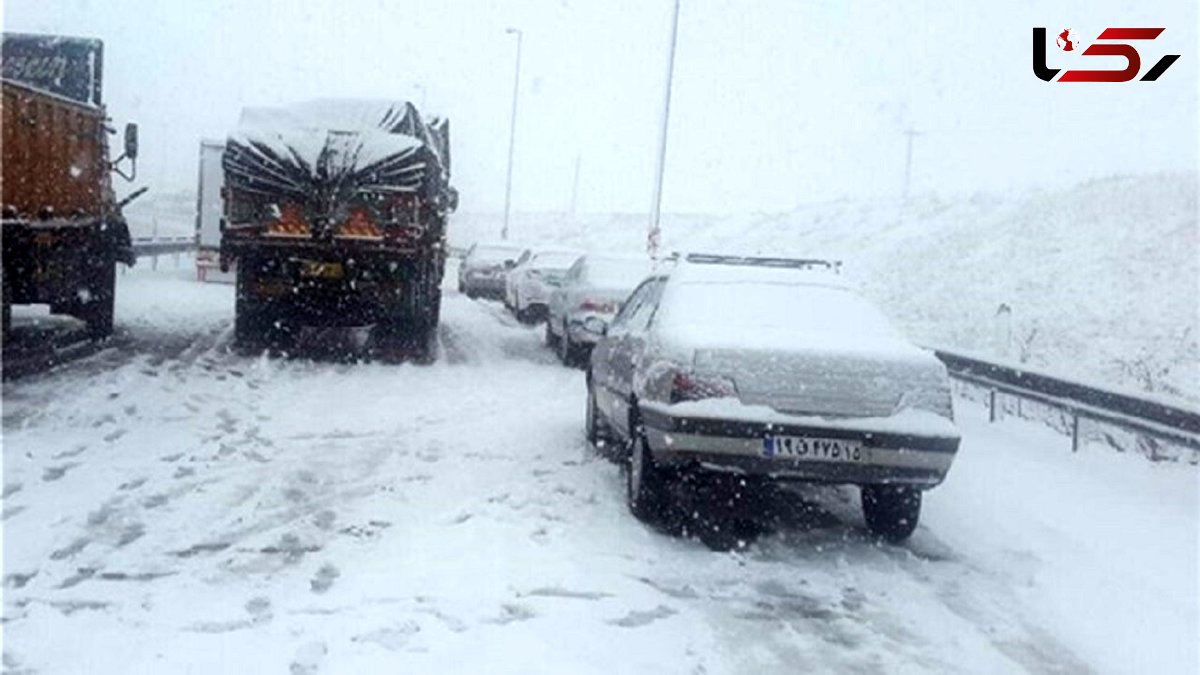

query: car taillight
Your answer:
[578,299,617,313]
[670,372,738,403]
[336,208,382,239]
[264,203,310,237]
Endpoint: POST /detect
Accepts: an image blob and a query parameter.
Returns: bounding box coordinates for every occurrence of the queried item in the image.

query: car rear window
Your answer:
[660,281,900,338]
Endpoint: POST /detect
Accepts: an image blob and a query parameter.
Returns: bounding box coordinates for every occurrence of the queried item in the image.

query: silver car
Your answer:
[545,253,653,366]
[586,254,961,543]
[458,243,527,300]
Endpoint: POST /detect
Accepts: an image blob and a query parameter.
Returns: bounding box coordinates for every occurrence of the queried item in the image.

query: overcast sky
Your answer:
[5,0,1197,213]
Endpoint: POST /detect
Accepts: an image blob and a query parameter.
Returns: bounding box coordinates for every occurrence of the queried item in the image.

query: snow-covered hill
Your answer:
[452,172,1199,401]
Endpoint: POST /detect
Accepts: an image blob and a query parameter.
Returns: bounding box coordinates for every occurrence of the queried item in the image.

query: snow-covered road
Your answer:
[2,264,1196,674]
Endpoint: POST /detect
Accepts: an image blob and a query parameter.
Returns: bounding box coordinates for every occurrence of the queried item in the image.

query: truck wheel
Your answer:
[85,262,116,339]
[861,485,921,543]
[234,259,274,351]
[412,324,438,364]
[2,270,11,337]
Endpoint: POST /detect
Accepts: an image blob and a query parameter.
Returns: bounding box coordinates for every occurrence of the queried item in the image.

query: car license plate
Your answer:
[762,435,864,462]
[298,260,344,280]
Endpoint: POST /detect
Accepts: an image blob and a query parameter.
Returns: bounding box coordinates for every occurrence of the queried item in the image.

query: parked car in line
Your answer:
[458,242,528,300]
[504,249,582,323]
[545,253,654,366]
[586,254,961,544]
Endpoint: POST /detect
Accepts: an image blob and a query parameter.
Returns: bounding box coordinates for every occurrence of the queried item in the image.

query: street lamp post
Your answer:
[502,27,523,241]
[648,0,681,258]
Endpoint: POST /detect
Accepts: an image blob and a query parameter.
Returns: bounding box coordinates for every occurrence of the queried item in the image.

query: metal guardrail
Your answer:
[933,347,1200,453]
[132,236,194,257]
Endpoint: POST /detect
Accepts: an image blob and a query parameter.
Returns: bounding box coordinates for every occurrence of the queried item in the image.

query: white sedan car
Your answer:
[587,254,961,546]
[545,253,653,365]
[504,249,582,323]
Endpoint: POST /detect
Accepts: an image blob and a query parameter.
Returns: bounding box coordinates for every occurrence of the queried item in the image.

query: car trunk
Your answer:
[692,336,948,419]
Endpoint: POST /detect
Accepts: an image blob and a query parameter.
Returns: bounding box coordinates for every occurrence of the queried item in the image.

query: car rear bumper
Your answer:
[639,406,959,488]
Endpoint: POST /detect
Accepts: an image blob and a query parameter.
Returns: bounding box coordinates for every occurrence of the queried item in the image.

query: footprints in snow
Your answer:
[310,564,340,593]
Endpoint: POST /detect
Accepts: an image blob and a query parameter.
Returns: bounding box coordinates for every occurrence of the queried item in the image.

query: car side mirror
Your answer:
[124,123,139,160]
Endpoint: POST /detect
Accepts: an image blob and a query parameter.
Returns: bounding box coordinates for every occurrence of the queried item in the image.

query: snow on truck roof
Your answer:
[225,99,446,200]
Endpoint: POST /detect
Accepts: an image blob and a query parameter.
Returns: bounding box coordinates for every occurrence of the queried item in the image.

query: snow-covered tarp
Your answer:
[223,99,451,207]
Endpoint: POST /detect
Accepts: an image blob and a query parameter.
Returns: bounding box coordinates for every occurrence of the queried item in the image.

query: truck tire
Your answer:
[85,261,116,339]
[861,485,921,543]
[2,268,12,337]
[234,257,277,350]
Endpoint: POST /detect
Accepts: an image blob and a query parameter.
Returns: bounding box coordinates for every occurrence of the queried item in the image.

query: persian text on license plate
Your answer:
[762,435,864,462]
[298,260,344,280]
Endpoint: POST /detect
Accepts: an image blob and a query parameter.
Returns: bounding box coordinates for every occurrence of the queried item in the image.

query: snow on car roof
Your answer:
[670,255,851,290]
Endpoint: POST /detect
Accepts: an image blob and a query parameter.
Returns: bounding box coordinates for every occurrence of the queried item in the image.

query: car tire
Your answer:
[627,409,669,523]
[585,379,604,445]
[861,485,921,543]
[557,322,575,365]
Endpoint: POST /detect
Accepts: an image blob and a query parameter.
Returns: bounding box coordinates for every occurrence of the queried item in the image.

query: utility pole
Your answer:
[648,0,681,258]
[902,127,920,201]
[569,153,581,216]
[502,27,523,241]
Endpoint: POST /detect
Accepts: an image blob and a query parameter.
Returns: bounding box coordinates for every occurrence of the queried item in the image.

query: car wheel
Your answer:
[861,485,921,543]
[585,380,603,444]
[627,412,669,523]
[557,322,574,365]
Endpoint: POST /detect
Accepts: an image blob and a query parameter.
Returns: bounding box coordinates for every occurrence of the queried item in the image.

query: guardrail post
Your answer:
[1071,413,1081,452]
[989,389,997,422]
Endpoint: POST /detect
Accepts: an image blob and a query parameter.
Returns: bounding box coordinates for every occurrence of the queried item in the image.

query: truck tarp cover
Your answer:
[1,32,103,106]
[224,99,449,205]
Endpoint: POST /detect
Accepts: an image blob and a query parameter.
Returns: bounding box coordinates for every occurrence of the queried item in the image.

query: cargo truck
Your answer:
[219,100,457,361]
[1,32,140,338]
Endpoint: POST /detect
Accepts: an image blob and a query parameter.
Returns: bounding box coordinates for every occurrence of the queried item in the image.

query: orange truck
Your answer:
[1,32,141,338]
